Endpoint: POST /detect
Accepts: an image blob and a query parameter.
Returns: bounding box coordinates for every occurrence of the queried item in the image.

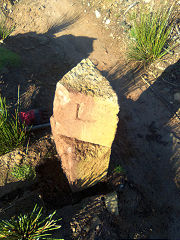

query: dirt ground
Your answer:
[0,0,180,239]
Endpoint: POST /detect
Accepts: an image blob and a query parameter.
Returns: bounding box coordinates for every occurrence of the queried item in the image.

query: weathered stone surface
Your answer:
[51,58,119,191]
[50,134,111,191]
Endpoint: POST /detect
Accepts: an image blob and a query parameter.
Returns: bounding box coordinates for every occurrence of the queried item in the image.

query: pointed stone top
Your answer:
[60,58,118,103]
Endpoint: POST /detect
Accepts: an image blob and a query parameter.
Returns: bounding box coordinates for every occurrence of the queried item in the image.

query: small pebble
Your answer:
[95,10,101,18]
[174,93,180,103]
[104,192,119,216]
[105,19,111,25]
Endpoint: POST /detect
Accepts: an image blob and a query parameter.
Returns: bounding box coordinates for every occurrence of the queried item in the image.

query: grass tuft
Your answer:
[128,4,176,64]
[114,165,126,174]
[11,163,36,181]
[0,92,27,156]
[0,18,15,41]
[0,204,64,239]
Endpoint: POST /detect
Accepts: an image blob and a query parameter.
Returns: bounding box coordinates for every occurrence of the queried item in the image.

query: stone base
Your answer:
[51,122,111,192]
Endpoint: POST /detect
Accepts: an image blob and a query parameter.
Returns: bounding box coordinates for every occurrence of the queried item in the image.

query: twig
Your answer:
[163,47,174,55]
[0,202,16,213]
[124,1,139,15]
[161,77,180,88]
[175,24,180,36]
[27,123,51,131]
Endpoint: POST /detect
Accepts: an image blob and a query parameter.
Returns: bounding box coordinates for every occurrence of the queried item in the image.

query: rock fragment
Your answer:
[104,192,119,216]
[51,58,119,191]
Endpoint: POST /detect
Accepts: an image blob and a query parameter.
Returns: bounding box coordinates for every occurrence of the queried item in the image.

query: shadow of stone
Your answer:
[2,19,96,116]
[106,59,180,238]
[35,155,72,209]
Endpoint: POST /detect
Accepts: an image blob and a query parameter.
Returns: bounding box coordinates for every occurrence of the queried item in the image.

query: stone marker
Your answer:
[50,58,119,192]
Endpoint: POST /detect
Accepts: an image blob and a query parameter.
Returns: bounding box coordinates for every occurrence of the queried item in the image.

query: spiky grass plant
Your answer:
[128,4,176,64]
[0,205,63,239]
[0,18,15,41]
[114,165,126,174]
[0,91,27,156]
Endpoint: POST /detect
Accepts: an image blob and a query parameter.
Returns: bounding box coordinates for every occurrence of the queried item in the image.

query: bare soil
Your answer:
[0,0,180,239]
